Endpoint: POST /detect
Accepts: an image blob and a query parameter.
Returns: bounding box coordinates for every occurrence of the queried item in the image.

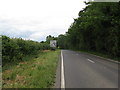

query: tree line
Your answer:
[57,2,120,58]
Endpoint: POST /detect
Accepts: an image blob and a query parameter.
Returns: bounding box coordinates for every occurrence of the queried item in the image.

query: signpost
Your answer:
[50,40,57,50]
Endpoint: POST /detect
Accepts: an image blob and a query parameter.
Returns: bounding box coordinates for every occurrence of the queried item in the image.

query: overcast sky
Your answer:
[0,0,86,42]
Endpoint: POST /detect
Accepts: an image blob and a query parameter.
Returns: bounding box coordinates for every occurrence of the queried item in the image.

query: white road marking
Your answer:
[61,51,65,88]
[87,59,95,63]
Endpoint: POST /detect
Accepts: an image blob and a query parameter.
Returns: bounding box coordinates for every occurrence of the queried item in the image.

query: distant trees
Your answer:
[57,34,69,49]
[57,2,120,57]
[46,35,57,44]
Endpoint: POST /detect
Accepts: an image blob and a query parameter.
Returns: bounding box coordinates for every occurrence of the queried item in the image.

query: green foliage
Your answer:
[46,35,57,44]
[57,34,69,49]
[3,50,60,88]
[57,2,120,58]
[39,42,51,50]
[2,35,51,65]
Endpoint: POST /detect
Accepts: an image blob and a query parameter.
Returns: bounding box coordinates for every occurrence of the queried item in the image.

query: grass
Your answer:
[77,50,120,62]
[2,50,60,88]
[0,66,2,89]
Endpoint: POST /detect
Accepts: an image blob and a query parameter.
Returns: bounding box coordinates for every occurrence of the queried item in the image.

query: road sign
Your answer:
[50,40,57,48]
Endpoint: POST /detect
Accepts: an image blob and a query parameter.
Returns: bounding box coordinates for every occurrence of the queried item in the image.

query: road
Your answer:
[54,50,119,88]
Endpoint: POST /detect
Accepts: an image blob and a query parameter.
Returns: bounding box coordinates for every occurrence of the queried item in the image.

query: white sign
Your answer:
[50,40,57,48]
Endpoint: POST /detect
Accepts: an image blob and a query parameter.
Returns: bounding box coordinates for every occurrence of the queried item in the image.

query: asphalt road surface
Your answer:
[54,50,119,88]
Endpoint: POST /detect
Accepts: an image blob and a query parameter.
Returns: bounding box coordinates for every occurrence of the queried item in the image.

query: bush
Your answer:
[2,36,50,65]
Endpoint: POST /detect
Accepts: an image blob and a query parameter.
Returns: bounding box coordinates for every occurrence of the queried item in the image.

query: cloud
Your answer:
[0,0,86,41]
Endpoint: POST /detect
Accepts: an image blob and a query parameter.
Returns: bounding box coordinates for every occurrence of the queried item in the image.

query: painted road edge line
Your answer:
[87,59,95,63]
[61,50,65,88]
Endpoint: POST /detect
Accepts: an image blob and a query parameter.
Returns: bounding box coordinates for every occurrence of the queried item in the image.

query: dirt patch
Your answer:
[4,69,12,74]
[42,50,50,52]
[15,75,26,84]
[19,62,27,65]
[31,67,35,70]
[3,75,26,87]
[3,80,14,86]
[35,61,43,65]
[16,62,28,68]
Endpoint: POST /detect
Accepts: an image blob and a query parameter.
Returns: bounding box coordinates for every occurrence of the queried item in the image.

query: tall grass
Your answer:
[3,50,60,88]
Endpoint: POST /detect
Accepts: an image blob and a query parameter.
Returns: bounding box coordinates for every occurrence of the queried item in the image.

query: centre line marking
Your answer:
[61,51,65,88]
[87,59,95,63]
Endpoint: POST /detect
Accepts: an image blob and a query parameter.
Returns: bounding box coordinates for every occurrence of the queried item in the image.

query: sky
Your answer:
[0,0,86,42]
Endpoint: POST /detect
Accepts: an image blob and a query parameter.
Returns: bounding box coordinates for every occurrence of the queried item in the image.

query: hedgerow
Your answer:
[2,35,50,65]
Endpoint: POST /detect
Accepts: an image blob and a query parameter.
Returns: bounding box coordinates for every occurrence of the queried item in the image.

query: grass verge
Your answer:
[2,50,60,88]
